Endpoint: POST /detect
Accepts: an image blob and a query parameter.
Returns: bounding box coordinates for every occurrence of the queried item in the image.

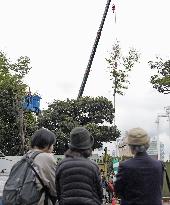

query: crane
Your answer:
[77,0,115,98]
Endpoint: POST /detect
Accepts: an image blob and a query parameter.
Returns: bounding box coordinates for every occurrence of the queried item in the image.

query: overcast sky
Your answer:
[0,0,170,159]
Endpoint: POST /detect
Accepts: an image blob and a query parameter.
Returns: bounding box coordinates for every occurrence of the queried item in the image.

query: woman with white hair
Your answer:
[114,127,164,205]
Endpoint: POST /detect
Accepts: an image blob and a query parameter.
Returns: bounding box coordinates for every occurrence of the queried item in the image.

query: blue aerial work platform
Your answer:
[23,94,41,114]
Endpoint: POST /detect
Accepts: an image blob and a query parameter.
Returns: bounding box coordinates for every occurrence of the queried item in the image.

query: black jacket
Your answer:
[55,156,103,205]
[114,151,163,205]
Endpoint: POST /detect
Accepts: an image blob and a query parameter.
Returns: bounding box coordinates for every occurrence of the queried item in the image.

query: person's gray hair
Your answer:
[129,143,150,153]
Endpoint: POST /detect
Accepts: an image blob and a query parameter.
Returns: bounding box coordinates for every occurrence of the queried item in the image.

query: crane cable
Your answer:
[112,4,116,24]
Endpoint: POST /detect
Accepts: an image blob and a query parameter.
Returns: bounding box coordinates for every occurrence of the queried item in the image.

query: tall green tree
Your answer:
[0,51,34,155]
[38,96,120,154]
[105,41,140,124]
[148,57,170,94]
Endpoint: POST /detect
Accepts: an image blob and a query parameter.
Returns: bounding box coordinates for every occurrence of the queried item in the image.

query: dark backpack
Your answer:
[3,151,55,205]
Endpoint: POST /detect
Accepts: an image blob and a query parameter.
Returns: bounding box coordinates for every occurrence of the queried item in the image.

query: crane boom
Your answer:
[77,0,112,98]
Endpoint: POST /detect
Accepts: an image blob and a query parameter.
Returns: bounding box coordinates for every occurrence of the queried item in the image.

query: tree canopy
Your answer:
[0,52,120,156]
[148,57,170,94]
[105,41,140,125]
[0,51,34,155]
[105,40,140,96]
[38,96,120,154]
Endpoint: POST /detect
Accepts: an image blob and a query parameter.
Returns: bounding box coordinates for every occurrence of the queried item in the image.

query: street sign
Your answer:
[113,158,119,174]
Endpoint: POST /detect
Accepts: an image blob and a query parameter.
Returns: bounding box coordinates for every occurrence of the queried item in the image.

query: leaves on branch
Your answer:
[148,57,170,94]
[106,40,140,96]
[0,51,34,156]
[38,96,120,154]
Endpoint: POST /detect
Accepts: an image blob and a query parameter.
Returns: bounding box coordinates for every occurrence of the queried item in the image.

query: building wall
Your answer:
[117,136,133,158]
[118,145,132,158]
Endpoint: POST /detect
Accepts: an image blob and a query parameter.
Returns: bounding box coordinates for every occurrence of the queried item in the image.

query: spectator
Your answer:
[111,172,116,183]
[107,177,114,203]
[55,126,103,205]
[114,127,164,205]
[101,175,109,203]
[29,128,57,205]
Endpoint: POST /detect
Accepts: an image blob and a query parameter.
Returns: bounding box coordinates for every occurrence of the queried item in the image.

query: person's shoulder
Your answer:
[56,157,86,172]
[34,152,56,165]
[120,157,134,167]
[149,156,160,163]
[37,152,54,159]
[89,159,99,168]
[149,157,162,167]
[56,157,75,169]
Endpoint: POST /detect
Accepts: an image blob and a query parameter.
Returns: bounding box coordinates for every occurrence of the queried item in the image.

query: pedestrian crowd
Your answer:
[1,126,167,205]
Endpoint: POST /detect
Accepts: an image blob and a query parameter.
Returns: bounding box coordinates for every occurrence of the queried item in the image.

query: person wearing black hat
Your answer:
[114,128,164,205]
[55,126,103,205]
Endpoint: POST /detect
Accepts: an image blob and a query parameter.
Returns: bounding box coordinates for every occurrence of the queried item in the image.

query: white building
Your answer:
[160,142,165,161]
[147,139,158,159]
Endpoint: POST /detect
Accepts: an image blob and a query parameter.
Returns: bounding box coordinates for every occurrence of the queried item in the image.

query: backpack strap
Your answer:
[25,151,56,205]
[30,150,42,160]
[161,161,170,192]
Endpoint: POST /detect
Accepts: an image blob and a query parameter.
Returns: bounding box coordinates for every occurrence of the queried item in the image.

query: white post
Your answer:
[165,106,170,139]
[115,138,119,157]
[157,110,170,161]
[155,117,160,160]
[165,106,170,160]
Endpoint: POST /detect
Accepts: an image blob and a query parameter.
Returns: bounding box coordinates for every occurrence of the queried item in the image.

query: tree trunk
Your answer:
[16,97,25,155]
[19,108,25,155]
[113,62,117,126]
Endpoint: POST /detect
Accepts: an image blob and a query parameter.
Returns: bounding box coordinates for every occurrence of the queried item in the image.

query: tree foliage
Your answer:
[105,41,140,125]
[38,96,120,154]
[0,52,121,156]
[0,51,34,155]
[148,57,170,94]
[105,40,140,96]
